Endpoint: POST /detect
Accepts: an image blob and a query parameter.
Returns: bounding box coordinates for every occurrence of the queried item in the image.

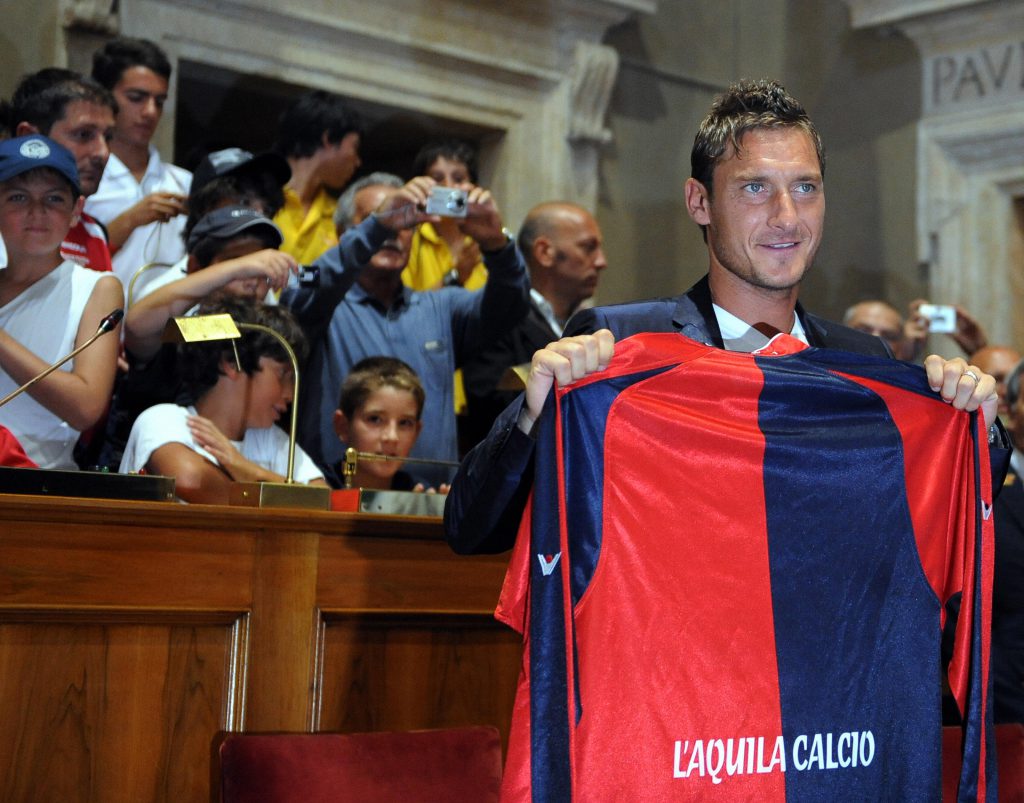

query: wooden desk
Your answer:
[0,494,519,803]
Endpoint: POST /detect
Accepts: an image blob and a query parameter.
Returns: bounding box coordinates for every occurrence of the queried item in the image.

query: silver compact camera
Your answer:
[286,265,320,290]
[424,187,468,218]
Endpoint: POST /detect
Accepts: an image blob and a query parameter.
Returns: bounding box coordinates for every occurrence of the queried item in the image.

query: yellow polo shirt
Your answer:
[402,223,488,291]
[274,186,338,264]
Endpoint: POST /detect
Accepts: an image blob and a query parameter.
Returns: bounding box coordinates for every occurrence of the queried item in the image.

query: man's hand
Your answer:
[219,248,297,294]
[952,305,988,355]
[519,330,615,433]
[923,355,998,427]
[459,187,507,251]
[374,177,440,231]
[908,299,989,356]
[128,192,188,226]
[187,414,246,478]
[412,482,451,495]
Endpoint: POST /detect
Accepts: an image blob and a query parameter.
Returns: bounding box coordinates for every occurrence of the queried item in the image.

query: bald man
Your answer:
[844,300,909,359]
[972,345,1022,419]
[462,202,607,446]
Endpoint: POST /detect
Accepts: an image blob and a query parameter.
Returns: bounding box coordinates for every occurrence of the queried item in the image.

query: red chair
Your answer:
[218,726,502,803]
[942,723,1024,802]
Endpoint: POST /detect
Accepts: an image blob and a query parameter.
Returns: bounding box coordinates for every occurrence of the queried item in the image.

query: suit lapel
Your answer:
[673,275,724,348]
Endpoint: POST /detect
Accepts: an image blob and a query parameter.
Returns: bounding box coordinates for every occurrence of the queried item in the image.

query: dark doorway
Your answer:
[174,60,501,182]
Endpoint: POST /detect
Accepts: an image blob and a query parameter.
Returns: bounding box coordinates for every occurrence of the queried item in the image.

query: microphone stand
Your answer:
[0,310,124,410]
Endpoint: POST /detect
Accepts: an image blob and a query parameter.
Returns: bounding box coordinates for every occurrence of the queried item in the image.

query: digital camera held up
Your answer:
[424,187,468,218]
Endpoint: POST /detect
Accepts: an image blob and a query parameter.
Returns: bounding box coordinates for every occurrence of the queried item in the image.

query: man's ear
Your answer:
[70,196,85,229]
[333,409,350,441]
[220,355,244,381]
[684,178,711,227]
[15,122,41,137]
[533,236,555,269]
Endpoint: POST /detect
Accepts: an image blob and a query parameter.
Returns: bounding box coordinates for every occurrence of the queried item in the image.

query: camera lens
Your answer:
[447,191,466,213]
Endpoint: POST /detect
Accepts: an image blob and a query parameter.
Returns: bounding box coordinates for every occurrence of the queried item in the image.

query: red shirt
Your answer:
[61,212,112,273]
[0,425,37,468]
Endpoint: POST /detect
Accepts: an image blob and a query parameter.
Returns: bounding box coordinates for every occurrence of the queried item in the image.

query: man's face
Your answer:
[322,132,361,191]
[111,66,168,150]
[972,346,1022,417]
[425,156,471,189]
[243,357,295,430]
[1009,390,1024,451]
[542,209,607,310]
[353,185,410,271]
[0,170,81,259]
[846,302,904,355]
[45,100,115,197]
[688,127,824,298]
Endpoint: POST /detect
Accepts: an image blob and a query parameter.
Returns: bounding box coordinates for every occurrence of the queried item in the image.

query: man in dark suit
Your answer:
[462,202,607,449]
[991,360,1024,722]
[444,78,1002,555]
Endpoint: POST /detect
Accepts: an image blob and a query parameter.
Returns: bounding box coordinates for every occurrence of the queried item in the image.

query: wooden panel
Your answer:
[316,613,520,742]
[0,613,246,803]
[245,531,319,731]
[0,494,519,803]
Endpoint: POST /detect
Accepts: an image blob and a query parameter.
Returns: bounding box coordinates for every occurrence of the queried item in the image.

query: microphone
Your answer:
[97,308,125,334]
[0,309,124,410]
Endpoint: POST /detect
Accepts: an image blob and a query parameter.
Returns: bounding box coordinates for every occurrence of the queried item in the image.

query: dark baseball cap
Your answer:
[190,148,290,198]
[0,135,80,195]
[186,205,283,251]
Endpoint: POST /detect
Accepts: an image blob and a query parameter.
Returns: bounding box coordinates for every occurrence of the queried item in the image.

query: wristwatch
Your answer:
[481,227,515,255]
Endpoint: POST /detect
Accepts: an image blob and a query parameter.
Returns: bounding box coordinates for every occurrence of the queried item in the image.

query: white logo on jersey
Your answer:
[537,553,561,576]
[983,501,992,521]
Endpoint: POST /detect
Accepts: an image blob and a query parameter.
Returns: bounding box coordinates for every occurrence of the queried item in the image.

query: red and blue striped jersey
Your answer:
[497,333,995,802]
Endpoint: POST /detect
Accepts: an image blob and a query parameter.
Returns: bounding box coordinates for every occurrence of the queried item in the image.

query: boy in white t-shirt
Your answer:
[120,298,324,503]
[0,135,122,468]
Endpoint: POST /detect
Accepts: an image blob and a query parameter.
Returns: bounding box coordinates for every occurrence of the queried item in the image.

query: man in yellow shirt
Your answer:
[273,90,362,264]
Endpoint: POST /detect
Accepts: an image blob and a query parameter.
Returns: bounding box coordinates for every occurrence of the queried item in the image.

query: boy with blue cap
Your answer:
[0,135,123,468]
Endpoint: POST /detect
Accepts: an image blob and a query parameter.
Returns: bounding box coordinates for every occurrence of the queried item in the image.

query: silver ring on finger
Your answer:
[964,370,980,384]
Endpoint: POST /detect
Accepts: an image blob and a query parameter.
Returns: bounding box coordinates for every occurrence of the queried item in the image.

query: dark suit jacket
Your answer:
[444,275,894,554]
[462,299,559,451]
[993,468,1024,722]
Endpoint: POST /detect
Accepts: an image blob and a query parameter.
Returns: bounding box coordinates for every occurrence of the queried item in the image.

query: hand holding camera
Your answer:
[425,186,468,218]
[907,299,989,355]
[373,176,507,251]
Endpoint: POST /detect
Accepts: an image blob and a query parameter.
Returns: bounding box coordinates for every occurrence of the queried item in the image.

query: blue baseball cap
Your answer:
[0,135,80,195]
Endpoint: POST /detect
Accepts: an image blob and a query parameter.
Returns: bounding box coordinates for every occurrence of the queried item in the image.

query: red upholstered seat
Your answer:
[218,726,502,803]
[942,723,1024,802]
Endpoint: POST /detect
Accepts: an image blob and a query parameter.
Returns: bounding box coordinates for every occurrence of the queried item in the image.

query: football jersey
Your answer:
[496,333,995,802]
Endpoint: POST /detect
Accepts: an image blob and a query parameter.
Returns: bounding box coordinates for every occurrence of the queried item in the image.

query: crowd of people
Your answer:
[0,37,1017,496]
[0,36,611,498]
[0,37,1018,495]
[0,34,1021,793]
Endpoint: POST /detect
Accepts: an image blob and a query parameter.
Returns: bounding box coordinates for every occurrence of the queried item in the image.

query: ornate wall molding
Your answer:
[84,0,657,220]
[569,41,619,146]
[845,0,1024,344]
